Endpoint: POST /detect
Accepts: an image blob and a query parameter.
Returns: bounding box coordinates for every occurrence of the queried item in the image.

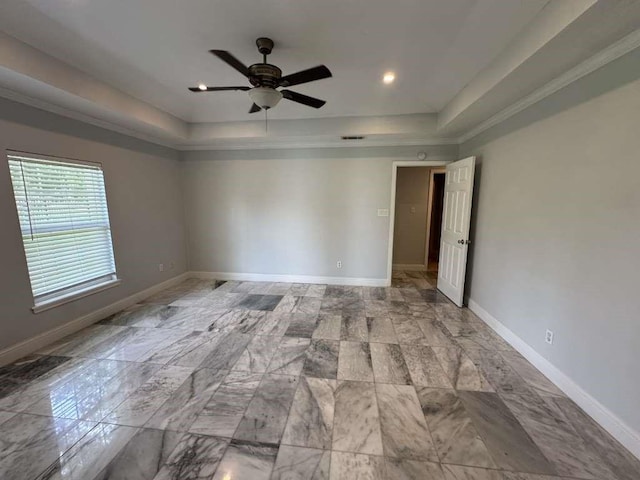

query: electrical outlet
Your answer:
[158,264,164,272]
[545,329,554,345]
[336,260,342,269]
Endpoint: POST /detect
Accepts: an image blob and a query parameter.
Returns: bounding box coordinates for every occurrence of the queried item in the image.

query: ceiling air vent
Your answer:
[341,135,365,140]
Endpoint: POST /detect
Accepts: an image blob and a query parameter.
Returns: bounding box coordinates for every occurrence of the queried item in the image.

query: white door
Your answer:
[437,157,476,307]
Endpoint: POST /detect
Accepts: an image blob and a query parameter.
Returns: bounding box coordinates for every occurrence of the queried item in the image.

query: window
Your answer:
[7,151,119,312]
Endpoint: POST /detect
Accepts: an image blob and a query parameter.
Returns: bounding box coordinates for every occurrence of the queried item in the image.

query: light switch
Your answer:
[410,206,416,213]
[377,209,389,217]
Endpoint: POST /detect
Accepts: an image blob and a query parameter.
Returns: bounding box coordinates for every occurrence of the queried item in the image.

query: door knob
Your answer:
[457,239,464,244]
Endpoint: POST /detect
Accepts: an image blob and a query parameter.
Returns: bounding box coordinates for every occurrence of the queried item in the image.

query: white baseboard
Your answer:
[392,264,427,271]
[0,272,190,367]
[191,271,388,287]
[468,299,640,461]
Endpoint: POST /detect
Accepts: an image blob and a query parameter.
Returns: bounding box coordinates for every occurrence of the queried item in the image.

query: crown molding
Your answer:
[178,136,459,151]
[458,27,640,144]
[0,86,179,148]
[0,85,456,150]
[180,154,458,163]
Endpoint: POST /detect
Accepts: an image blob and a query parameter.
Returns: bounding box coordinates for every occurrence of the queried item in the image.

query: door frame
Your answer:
[423,167,447,270]
[387,160,450,286]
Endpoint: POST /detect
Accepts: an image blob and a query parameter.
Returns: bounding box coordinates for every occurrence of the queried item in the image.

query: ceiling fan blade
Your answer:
[249,103,261,113]
[279,65,332,87]
[281,90,326,109]
[210,50,250,77]
[189,86,251,92]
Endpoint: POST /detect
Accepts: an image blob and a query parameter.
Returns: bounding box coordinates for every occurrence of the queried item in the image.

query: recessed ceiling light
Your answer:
[383,72,395,84]
[198,83,207,91]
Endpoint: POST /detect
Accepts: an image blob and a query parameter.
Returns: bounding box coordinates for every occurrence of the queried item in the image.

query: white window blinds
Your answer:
[7,152,117,305]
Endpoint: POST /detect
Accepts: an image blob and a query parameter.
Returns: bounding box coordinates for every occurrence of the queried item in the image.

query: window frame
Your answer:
[7,150,120,313]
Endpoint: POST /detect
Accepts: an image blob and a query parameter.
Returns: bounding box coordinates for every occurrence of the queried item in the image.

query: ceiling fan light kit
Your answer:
[248,87,282,110]
[190,37,331,114]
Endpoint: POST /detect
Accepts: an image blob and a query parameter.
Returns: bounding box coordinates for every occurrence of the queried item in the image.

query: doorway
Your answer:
[388,158,476,305]
[387,161,449,286]
[425,168,446,278]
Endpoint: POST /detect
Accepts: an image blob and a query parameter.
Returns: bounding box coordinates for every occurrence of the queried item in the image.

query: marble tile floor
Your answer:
[0,270,638,479]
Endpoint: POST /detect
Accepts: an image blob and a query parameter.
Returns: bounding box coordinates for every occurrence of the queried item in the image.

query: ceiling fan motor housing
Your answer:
[248,64,282,88]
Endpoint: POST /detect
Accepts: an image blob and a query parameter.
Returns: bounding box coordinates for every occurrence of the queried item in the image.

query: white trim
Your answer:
[387,160,450,286]
[468,298,640,461]
[191,271,387,287]
[392,264,427,272]
[0,272,190,367]
[33,278,121,314]
[459,28,640,143]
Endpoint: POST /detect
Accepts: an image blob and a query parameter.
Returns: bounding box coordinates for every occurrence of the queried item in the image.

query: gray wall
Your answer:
[461,48,640,432]
[393,167,430,265]
[0,98,187,352]
[181,146,457,280]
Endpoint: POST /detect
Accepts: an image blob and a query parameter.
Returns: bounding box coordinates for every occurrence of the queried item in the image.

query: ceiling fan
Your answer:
[189,37,332,113]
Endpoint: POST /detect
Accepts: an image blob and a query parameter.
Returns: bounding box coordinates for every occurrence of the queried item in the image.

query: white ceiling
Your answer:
[0,0,549,123]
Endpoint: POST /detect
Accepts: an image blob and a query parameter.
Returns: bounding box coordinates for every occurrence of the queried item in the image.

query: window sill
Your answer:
[32,278,122,314]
